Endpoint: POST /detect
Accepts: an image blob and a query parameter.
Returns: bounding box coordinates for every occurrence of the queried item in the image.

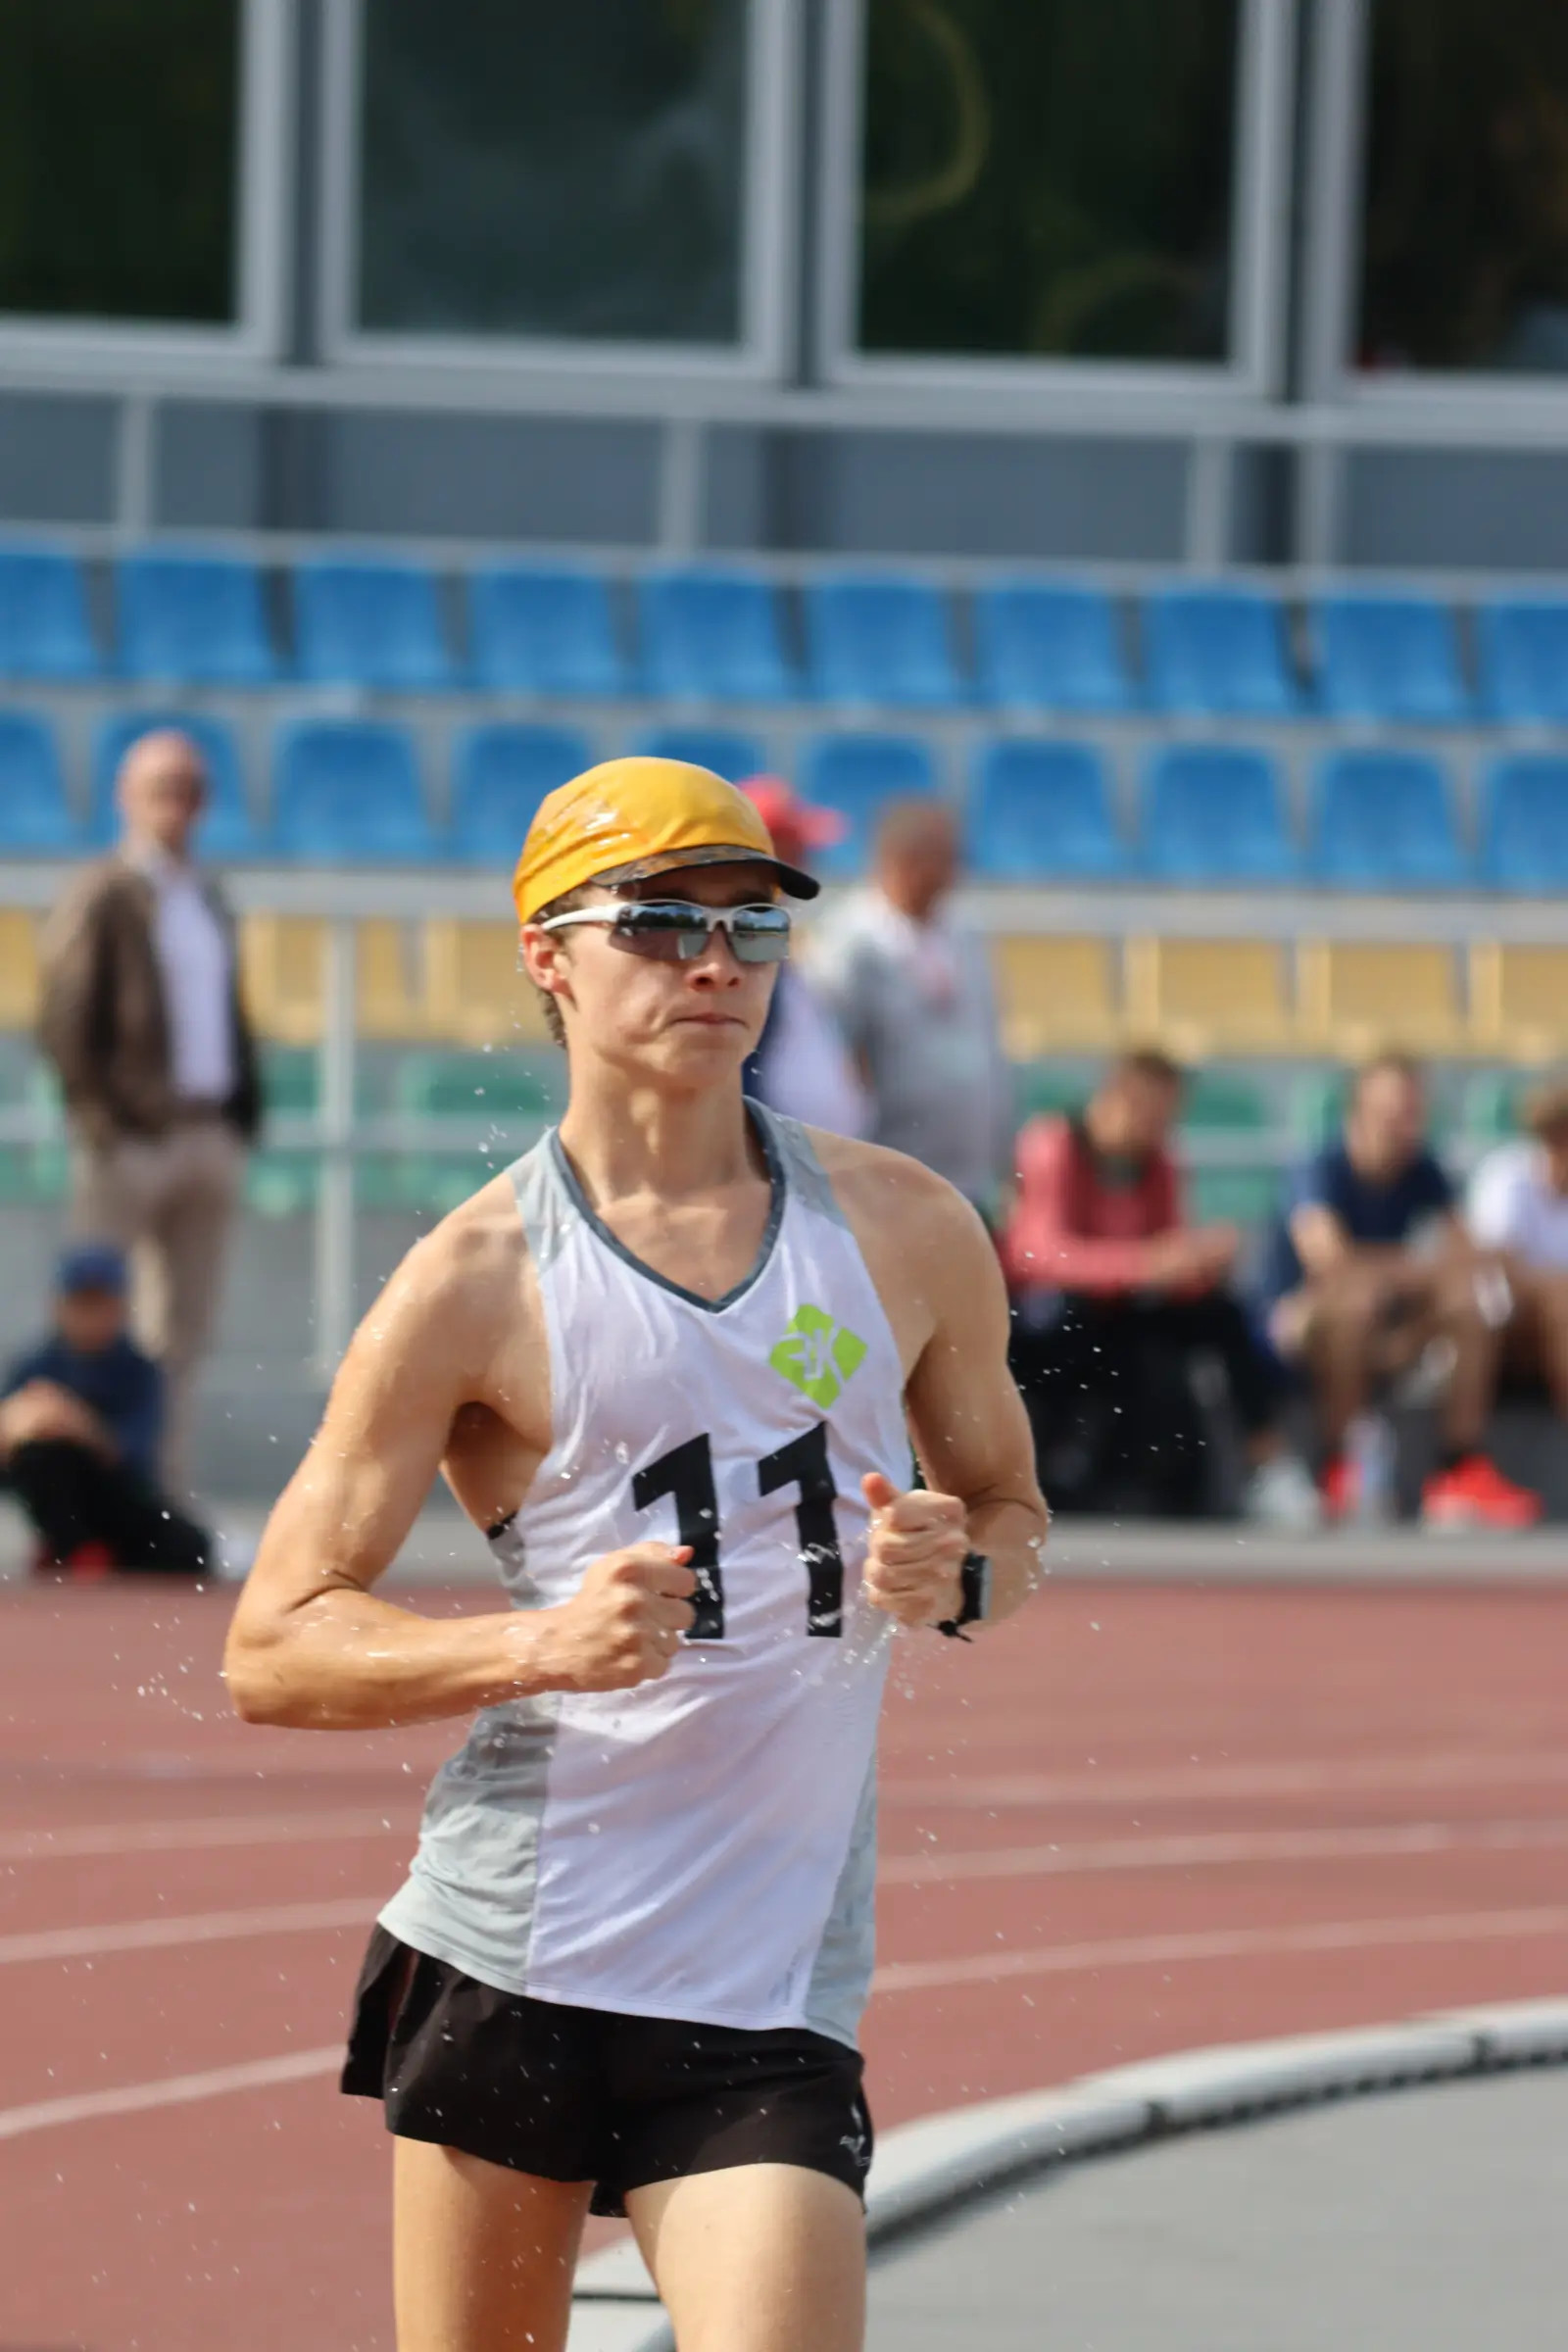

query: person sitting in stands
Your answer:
[1261,1052,1541,1530]
[0,1244,212,1576]
[1467,1074,1568,1428]
[1004,1048,1319,1524]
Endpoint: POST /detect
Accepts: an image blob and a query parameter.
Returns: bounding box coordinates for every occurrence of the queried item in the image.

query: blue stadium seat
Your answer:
[92,713,260,859]
[798,734,938,876]
[1143,584,1300,717]
[1143,745,1298,883]
[1476,598,1568,726]
[294,557,455,691]
[1481,755,1568,892]
[973,580,1133,713]
[0,714,80,852]
[1313,749,1468,889]
[117,550,277,685]
[966,740,1125,880]
[273,722,437,863]
[450,724,592,865]
[639,568,795,702]
[0,544,98,679]
[1312,592,1471,723]
[805,577,963,707]
[634,725,766,781]
[468,564,626,697]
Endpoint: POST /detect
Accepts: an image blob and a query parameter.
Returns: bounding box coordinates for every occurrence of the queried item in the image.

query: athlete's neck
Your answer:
[556,1074,762,1210]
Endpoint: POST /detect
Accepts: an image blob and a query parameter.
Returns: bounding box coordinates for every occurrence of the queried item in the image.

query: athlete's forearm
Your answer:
[224,1587,554,1732]
[964,1494,1049,1626]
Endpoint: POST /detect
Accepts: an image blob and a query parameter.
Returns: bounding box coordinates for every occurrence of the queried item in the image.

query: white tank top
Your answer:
[379,1104,910,2046]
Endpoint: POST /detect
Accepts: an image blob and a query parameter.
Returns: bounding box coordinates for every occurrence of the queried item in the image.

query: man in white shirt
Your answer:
[812,801,1012,1216]
[740,778,868,1139]
[1468,1077,1568,1421]
[40,731,260,1490]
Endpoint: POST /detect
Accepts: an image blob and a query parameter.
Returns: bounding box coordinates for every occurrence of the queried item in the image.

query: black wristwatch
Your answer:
[937,1551,993,1642]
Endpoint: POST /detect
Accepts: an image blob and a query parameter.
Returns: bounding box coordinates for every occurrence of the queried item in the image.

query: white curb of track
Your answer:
[564,1995,1568,2352]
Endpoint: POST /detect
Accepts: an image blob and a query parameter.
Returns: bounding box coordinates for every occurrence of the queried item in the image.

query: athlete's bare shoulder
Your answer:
[800,1127,995,1374]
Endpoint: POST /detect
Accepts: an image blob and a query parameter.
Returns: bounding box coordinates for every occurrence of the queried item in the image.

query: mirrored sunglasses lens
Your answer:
[612,904,711,960]
[729,908,791,963]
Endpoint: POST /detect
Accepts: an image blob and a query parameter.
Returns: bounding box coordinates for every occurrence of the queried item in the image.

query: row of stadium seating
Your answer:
[8,542,1568,721]
[3,706,1564,885]
[0,915,1560,1065]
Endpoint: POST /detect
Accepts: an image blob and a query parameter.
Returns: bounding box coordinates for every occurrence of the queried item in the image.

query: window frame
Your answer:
[1302,0,1568,422]
[815,0,1296,403]
[0,0,293,368]
[318,0,801,384]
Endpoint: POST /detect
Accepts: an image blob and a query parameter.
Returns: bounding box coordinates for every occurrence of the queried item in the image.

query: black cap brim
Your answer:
[593,844,821,901]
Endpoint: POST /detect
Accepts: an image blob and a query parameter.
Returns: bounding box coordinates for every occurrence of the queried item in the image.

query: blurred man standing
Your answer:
[39,730,260,1490]
[1262,1053,1539,1528]
[1004,1049,1318,1524]
[813,801,1010,1214]
[739,777,868,1138]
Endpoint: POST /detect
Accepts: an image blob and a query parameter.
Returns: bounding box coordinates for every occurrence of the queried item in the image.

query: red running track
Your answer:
[3,1573,1568,2349]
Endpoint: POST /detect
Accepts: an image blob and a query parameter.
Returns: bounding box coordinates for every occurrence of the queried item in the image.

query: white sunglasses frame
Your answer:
[533,898,793,962]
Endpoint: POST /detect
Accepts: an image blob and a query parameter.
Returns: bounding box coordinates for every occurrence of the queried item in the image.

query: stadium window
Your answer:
[848,0,1248,368]
[0,0,289,359]
[1357,0,1568,377]
[335,0,782,365]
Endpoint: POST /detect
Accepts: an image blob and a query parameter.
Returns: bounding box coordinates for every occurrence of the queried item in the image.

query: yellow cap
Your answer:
[513,757,819,924]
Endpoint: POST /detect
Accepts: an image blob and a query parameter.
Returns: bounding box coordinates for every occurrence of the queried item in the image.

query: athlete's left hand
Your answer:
[860,1471,968,1628]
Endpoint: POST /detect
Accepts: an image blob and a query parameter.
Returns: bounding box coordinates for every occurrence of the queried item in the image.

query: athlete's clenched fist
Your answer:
[860,1471,969,1629]
[530,1544,698,1691]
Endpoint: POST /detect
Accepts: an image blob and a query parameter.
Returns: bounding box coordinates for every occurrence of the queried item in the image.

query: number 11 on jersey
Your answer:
[632,1424,846,1642]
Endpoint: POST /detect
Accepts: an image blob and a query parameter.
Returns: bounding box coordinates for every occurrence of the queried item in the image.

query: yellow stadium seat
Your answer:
[426,919,552,1049]
[0,911,40,1032]
[1123,936,1295,1057]
[1297,941,1468,1059]
[1469,944,1568,1062]
[238,915,323,1046]
[356,918,432,1041]
[990,935,1122,1058]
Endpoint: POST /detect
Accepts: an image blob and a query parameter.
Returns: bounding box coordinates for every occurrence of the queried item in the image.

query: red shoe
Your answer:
[1422,1455,1543,1532]
[1319,1454,1357,1523]
[58,1541,117,1583]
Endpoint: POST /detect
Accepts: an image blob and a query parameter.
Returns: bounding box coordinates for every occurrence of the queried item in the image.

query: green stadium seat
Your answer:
[392,1050,560,1127]
[1014,1066,1090,1123]
[1188,1168,1279,1226]
[1178,1072,1269,1135]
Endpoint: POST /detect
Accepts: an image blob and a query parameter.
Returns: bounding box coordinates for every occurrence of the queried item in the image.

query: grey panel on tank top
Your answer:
[757,1103,851,1231]
[805,1753,878,2047]
[508,1131,576,1278]
[378,1699,559,1997]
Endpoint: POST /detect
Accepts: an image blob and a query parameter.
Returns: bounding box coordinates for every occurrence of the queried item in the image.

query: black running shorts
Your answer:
[342,1926,874,2218]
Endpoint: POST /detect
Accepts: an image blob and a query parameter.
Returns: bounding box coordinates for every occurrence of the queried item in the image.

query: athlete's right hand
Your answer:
[525,1545,699,1692]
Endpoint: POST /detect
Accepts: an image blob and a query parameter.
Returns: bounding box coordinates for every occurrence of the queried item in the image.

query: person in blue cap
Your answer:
[0,1244,211,1575]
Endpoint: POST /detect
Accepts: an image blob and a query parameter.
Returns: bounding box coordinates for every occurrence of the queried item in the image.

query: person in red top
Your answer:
[1004,1049,1318,1524]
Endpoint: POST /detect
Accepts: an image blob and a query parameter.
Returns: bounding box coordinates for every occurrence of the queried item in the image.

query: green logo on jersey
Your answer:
[769,1305,868,1410]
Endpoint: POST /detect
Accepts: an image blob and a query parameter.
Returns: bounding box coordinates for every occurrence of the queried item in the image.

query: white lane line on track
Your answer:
[879,1816,1568,1886]
[872,1901,1568,1994]
[887,1750,1568,1810]
[0,1896,376,1967]
[0,2047,343,2143]
[0,1808,415,1864]
[12,1820,1568,1966]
